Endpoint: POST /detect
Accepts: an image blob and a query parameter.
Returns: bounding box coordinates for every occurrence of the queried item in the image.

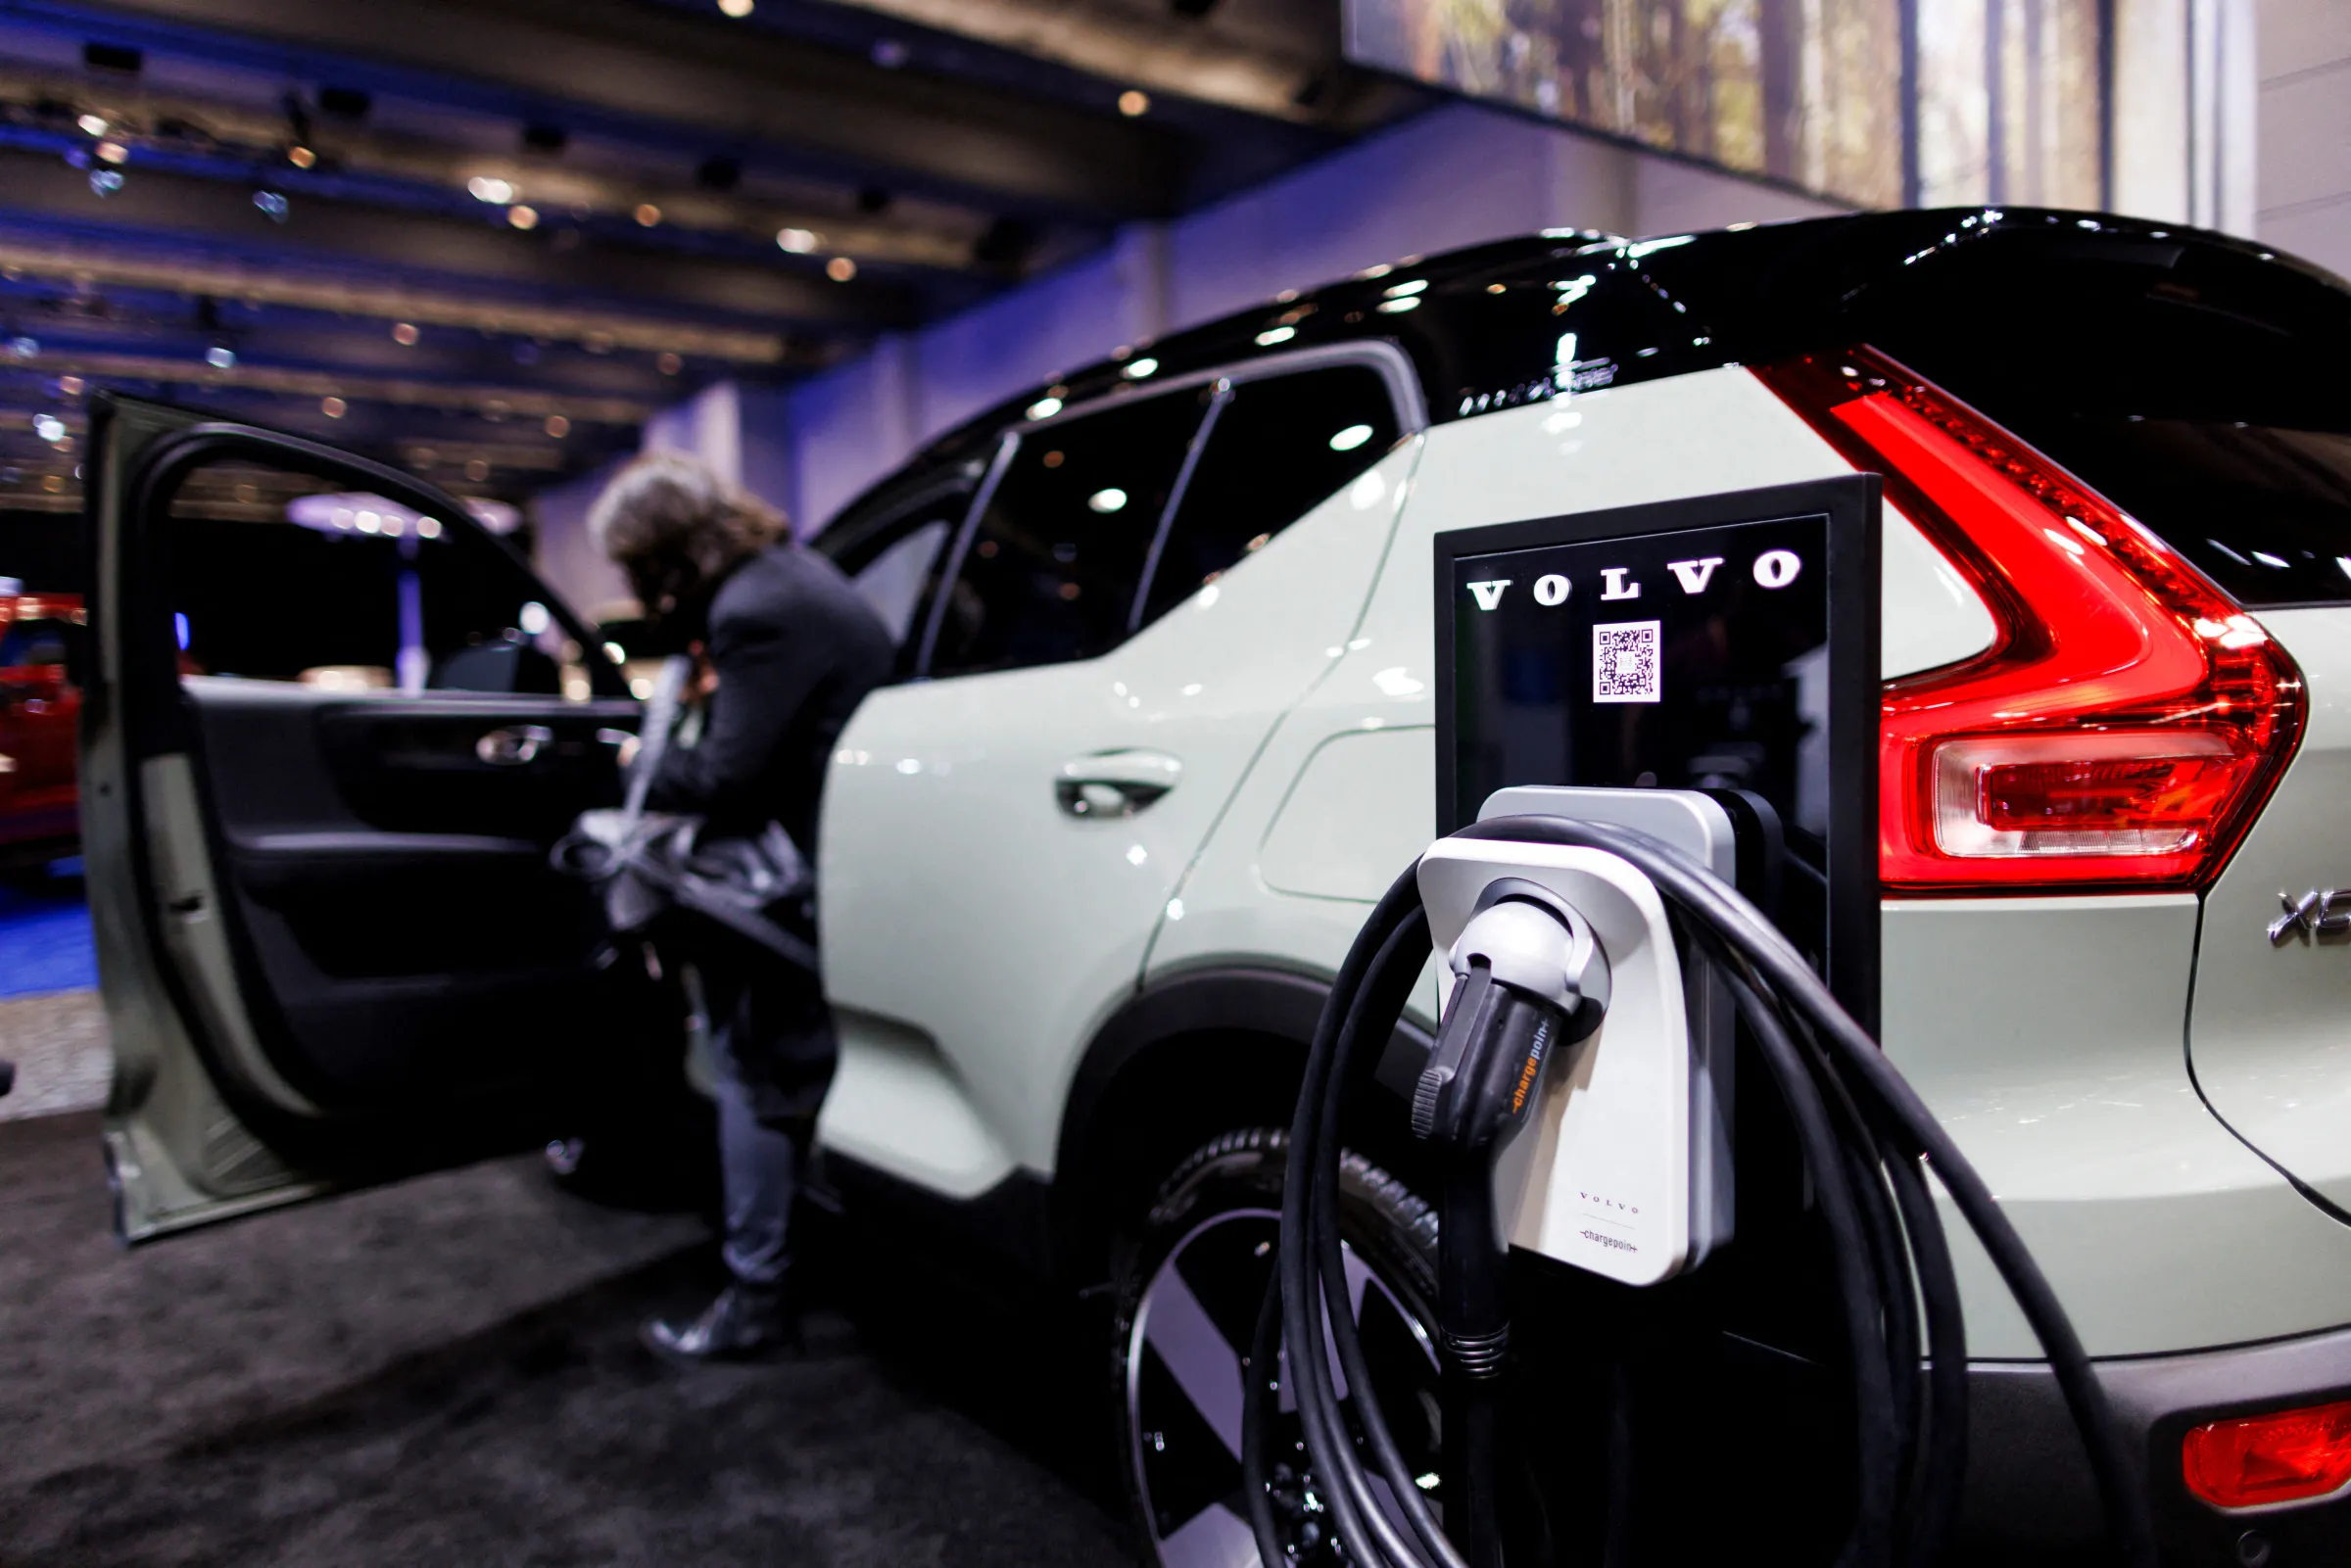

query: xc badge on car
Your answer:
[2270,889,2351,945]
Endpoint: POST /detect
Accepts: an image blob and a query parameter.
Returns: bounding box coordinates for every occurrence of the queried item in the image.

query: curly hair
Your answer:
[588,453,786,626]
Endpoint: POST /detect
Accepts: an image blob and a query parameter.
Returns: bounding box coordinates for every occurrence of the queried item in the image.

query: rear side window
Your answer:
[1137,364,1402,628]
[929,389,1209,677]
[855,517,953,647]
[1865,239,2351,608]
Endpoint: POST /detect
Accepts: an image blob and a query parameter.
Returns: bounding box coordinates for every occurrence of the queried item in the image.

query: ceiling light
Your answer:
[75,114,106,137]
[545,414,570,438]
[1118,89,1150,117]
[94,140,127,165]
[657,352,683,375]
[320,396,347,417]
[634,203,661,226]
[286,145,316,169]
[1375,297,1420,313]
[1329,423,1373,451]
[718,0,753,15]
[464,457,491,481]
[253,190,289,221]
[506,205,539,230]
[204,346,235,368]
[467,175,513,204]
[1382,278,1428,298]
[777,227,820,254]
[1254,326,1296,347]
[1026,396,1062,420]
[32,414,64,443]
[1088,488,1128,513]
[391,321,419,346]
[826,256,857,282]
[1123,356,1159,378]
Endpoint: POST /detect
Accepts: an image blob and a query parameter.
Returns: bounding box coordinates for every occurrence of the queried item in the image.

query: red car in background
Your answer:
[0,587,81,872]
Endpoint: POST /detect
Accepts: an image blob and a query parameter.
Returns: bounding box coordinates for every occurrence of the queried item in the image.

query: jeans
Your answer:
[698,953,837,1289]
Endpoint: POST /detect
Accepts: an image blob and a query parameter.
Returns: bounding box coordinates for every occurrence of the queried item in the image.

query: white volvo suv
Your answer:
[82,210,2351,1566]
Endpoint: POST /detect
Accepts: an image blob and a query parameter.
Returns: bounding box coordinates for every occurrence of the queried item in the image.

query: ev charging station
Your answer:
[1248,479,2157,1568]
[1428,475,1883,1293]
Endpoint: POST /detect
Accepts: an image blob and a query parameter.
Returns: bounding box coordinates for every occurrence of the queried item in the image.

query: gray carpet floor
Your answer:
[0,1111,1131,1567]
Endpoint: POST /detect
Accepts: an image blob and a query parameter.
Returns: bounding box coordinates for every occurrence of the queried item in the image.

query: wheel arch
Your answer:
[1050,964,1434,1288]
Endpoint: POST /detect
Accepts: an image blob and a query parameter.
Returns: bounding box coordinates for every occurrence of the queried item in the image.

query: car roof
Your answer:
[819,207,2334,539]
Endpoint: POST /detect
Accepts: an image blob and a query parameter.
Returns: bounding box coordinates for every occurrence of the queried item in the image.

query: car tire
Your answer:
[1111,1126,1443,1567]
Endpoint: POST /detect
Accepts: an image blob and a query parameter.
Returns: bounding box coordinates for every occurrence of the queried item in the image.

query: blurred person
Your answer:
[588,453,892,1362]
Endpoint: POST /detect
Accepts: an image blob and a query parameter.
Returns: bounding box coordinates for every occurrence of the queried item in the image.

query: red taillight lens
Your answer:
[2183,1400,2351,1509]
[1756,349,2305,893]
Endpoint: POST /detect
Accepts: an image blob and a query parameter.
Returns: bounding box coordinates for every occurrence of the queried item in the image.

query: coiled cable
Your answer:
[1242,814,2157,1568]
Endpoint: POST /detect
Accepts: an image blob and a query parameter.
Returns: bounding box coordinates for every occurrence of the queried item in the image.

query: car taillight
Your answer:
[1756,349,2304,893]
[2183,1400,2351,1509]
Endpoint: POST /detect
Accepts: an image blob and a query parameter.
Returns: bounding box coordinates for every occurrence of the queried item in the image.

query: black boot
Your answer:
[640,1282,797,1364]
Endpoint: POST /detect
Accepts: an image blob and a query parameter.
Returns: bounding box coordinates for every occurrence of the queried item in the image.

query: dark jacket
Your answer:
[645,544,893,855]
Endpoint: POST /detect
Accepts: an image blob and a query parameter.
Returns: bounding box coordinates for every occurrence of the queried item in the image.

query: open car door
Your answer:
[83,395,649,1240]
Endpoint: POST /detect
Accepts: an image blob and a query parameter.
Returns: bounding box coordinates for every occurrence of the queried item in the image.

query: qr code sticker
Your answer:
[1593,620,1662,704]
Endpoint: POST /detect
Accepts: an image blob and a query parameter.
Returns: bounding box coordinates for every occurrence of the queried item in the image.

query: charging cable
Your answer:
[1245,814,2157,1568]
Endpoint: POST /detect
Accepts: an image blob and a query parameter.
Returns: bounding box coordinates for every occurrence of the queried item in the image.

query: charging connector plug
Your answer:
[1413,879,1609,1158]
[1413,881,1609,1565]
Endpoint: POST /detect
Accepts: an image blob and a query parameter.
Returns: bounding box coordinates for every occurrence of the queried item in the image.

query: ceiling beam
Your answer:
[0,63,998,276]
[0,350,655,423]
[0,143,911,336]
[803,0,1402,131]
[27,0,1185,218]
[0,236,794,362]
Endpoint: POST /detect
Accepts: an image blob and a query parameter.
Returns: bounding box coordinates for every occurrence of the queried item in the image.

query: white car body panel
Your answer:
[817,441,1423,1184]
[2185,606,2351,1210]
[1885,896,2351,1357]
[1151,368,1986,964]
[1141,366,2351,1356]
[817,345,2351,1360]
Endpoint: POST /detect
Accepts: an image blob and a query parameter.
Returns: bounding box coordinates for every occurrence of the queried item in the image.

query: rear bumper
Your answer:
[1962,1324,2351,1565]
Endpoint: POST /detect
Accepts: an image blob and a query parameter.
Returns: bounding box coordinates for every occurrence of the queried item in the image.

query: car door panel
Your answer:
[85,394,642,1238]
[184,682,637,1105]
[820,436,1424,1180]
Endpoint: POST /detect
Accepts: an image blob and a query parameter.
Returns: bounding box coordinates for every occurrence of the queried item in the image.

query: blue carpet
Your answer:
[0,859,95,999]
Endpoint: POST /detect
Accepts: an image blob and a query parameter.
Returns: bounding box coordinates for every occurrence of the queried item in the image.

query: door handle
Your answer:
[1056,749,1181,818]
[475,724,553,766]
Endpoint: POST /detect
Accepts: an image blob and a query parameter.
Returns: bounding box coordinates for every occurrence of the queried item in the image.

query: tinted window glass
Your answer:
[164,462,590,697]
[1139,364,1401,627]
[856,518,953,646]
[1869,240,2351,607]
[930,390,1208,676]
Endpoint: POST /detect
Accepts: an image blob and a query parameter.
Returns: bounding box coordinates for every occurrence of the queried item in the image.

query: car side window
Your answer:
[164,461,595,698]
[927,389,1211,678]
[853,516,954,647]
[1136,363,1402,629]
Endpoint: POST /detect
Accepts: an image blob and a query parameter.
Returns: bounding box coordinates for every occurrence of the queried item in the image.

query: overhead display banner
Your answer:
[1343,0,2105,212]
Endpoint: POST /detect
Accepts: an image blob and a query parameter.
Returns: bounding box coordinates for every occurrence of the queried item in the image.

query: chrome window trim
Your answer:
[1129,382,1231,636]
[913,429,1021,678]
[1013,339,1428,441]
